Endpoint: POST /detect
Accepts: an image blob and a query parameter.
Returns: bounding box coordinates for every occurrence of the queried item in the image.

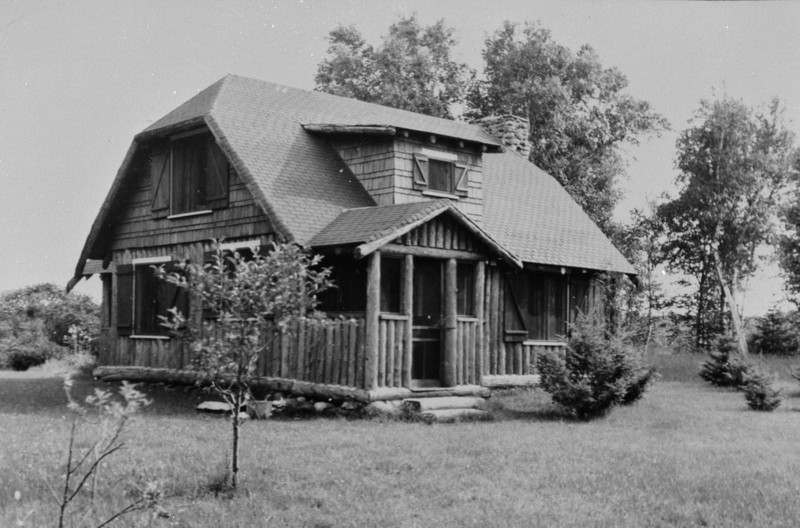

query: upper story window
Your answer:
[413,148,469,198]
[150,130,230,218]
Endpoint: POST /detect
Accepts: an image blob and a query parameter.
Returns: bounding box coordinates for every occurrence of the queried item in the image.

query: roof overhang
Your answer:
[301,122,504,153]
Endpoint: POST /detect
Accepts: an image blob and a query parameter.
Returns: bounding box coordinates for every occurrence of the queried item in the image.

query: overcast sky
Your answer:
[2,0,799,315]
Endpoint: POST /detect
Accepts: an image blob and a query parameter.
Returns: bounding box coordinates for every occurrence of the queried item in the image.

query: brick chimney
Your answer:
[473,115,531,158]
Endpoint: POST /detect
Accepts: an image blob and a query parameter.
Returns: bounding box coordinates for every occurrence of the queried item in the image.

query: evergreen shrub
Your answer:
[699,336,752,387]
[536,316,655,420]
[742,370,782,411]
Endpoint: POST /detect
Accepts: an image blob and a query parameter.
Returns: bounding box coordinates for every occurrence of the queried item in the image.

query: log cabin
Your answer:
[68,74,634,402]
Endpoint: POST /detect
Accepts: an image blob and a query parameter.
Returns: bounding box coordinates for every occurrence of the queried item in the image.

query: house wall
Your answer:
[108,150,273,250]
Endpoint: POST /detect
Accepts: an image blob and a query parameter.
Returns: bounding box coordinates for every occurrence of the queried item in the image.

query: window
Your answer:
[456,262,475,316]
[116,259,189,338]
[412,150,469,197]
[317,255,367,312]
[505,271,591,342]
[150,130,229,218]
[380,257,403,313]
[428,159,454,194]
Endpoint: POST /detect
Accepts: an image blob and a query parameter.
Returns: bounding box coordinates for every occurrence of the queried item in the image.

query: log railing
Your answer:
[455,317,480,385]
[376,313,411,388]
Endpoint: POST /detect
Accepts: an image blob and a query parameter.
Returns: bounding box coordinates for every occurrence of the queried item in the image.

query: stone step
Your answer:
[402,396,486,413]
[420,408,492,423]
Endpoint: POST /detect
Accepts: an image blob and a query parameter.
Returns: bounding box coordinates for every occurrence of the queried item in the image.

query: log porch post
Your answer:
[474,260,485,383]
[443,258,457,387]
[365,251,381,390]
[403,254,414,388]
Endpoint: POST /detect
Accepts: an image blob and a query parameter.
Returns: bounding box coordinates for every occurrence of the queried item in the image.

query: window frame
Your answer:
[413,148,469,198]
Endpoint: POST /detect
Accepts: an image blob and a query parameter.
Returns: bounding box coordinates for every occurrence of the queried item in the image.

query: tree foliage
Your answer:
[658,97,797,351]
[466,21,668,231]
[159,242,331,490]
[315,15,473,119]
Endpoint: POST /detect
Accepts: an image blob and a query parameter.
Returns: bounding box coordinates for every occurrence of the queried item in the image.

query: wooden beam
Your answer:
[403,254,413,388]
[474,261,485,382]
[301,124,397,136]
[381,244,486,261]
[443,258,457,387]
[365,252,381,390]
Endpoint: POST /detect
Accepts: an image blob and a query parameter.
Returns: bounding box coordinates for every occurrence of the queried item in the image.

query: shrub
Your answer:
[699,336,752,387]
[536,316,655,420]
[742,370,782,411]
[5,334,64,371]
[7,347,47,371]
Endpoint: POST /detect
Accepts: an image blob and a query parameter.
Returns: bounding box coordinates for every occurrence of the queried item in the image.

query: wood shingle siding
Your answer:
[109,153,272,250]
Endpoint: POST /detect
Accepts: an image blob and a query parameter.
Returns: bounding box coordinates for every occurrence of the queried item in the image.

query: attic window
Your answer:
[150,130,230,219]
[413,149,469,198]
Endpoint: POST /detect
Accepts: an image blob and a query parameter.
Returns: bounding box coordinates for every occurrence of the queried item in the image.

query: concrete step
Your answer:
[420,408,492,423]
[402,396,486,413]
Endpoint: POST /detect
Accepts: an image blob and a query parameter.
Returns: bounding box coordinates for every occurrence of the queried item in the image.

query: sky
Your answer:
[2,0,800,316]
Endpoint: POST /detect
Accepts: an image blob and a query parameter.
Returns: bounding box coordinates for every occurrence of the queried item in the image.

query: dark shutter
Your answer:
[503,274,528,342]
[412,154,429,189]
[150,150,170,218]
[204,138,229,210]
[202,251,218,320]
[116,264,134,336]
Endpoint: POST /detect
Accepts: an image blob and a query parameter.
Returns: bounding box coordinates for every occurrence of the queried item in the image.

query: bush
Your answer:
[536,316,655,420]
[699,336,752,387]
[6,337,64,371]
[742,370,782,411]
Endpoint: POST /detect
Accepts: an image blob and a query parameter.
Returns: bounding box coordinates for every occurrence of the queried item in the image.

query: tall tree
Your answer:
[658,97,797,353]
[466,21,668,232]
[315,15,473,119]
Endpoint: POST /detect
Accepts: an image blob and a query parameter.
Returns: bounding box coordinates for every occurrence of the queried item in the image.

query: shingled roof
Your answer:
[483,153,635,274]
[71,74,633,289]
[309,200,521,268]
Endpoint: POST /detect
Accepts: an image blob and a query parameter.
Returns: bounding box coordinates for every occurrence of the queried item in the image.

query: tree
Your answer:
[658,97,798,353]
[749,308,798,356]
[315,15,473,119]
[159,242,331,490]
[466,21,668,232]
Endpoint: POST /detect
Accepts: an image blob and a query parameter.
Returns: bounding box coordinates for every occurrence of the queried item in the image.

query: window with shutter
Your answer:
[413,150,466,197]
[118,259,189,338]
[504,271,589,342]
[150,130,229,218]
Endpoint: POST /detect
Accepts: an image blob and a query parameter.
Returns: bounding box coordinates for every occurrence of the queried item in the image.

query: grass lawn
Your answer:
[3,353,800,527]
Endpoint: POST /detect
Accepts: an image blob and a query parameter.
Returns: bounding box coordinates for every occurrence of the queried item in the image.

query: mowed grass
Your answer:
[3,354,800,527]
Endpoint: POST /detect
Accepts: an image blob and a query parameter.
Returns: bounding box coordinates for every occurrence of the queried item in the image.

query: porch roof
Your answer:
[309,200,522,268]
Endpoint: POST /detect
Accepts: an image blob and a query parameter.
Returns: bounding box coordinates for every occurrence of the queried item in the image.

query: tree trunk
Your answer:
[713,247,749,357]
[231,390,241,489]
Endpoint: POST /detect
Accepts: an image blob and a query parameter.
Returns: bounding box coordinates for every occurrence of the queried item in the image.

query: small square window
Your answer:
[428,159,454,194]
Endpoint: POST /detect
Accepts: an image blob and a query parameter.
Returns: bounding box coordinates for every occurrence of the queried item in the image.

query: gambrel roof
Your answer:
[70,74,633,289]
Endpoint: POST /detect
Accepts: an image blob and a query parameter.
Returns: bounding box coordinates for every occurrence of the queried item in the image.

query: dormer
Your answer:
[302,116,530,226]
[302,122,513,225]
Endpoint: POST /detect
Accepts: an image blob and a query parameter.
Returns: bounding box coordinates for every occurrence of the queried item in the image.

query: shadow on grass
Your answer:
[0,369,209,416]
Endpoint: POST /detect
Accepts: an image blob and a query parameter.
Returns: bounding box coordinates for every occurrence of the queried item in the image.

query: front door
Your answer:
[411,258,443,388]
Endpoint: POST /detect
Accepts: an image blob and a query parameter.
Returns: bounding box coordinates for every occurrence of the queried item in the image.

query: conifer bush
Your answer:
[742,370,782,411]
[699,336,752,387]
[536,316,655,420]
[749,309,799,356]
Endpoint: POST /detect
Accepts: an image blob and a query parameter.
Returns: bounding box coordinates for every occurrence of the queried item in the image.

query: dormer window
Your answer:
[150,130,230,219]
[413,148,469,198]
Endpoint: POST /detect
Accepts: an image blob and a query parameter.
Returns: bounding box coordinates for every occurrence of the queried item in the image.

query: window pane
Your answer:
[134,264,186,336]
[428,159,454,193]
[456,262,474,316]
[380,257,403,313]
